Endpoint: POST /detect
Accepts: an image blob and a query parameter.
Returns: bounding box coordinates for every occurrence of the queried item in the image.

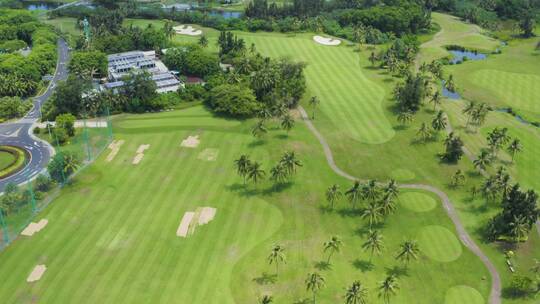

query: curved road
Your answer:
[0,39,69,192]
[298,106,501,304]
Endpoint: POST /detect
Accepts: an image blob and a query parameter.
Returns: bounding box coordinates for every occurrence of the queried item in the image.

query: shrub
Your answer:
[207,84,261,117]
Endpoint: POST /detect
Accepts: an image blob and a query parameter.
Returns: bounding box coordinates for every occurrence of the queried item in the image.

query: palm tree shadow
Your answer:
[337,208,362,218]
[314,261,331,271]
[253,272,277,285]
[385,265,409,278]
[293,298,311,304]
[352,259,374,272]
[274,133,288,140]
[318,205,334,214]
[248,139,265,148]
[261,182,293,194]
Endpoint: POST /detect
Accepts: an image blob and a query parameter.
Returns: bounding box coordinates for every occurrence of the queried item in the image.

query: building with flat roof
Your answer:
[104,50,182,94]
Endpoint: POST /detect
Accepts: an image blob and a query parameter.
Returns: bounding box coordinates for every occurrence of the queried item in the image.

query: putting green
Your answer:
[418,226,463,262]
[445,285,484,304]
[390,169,416,181]
[400,192,436,212]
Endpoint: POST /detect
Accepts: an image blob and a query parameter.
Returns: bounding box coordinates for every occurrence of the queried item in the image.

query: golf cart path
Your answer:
[298,106,501,304]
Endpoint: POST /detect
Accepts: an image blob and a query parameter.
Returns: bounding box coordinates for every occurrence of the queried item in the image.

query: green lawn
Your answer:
[0,150,15,171]
[42,17,81,36]
[0,105,491,303]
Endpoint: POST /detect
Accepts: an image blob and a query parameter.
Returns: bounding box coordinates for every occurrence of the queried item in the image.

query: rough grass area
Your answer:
[0,150,16,171]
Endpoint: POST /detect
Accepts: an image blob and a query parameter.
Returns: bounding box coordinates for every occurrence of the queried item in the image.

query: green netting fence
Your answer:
[0,108,112,250]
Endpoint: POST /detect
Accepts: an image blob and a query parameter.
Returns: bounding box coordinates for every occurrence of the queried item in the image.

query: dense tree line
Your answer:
[0,10,58,98]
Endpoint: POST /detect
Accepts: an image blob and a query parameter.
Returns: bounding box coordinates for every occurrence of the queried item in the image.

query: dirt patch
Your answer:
[197,148,218,161]
[177,207,217,238]
[132,144,150,165]
[180,135,200,148]
[21,219,48,237]
[106,140,125,162]
[27,265,46,282]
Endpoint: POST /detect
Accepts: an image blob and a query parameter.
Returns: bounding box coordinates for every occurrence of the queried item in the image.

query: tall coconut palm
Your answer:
[281,114,295,134]
[345,181,363,209]
[362,202,383,229]
[473,150,493,171]
[247,162,266,184]
[416,122,432,142]
[510,215,529,242]
[430,91,442,111]
[395,240,420,268]
[305,272,325,304]
[369,52,377,66]
[362,229,384,261]
[270,163,288,184]
[198,35,209,48]
[450,169,466,187]
[379,194,397,215]
[445,74,456,92]
[431,110,447,133]
[267,244,286,275]
[252,120,268,138]
[462,101,476,128]
[280,151,302,174]
[378,275,399,304]
[397,111,414,126]
[309,96,320,119]
[507,138,523,163]
[323,236,343,264]
[345,280,368,304]
[383,180,399,200]
[326,184,342,210]
[234,154,251,184]
[363,180,380,203]
[259,295,273,304]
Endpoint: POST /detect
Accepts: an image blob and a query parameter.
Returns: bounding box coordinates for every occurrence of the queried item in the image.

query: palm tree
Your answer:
[344,280,368,304]
[362,229,384,261]
[270,163,288,184]
[252,120,268,138]
[280,151,302,175]
[431,110,447,133]
[234,154,251,184]
[450,169,465,187]
[163,20,175,40]
[363,180,380,203]
[267,244,286,275]
[481,177,498,203]
[198,35,209,48]
[63,153,79,175]
[247,162,266,184]
[369,52,377,66]
[473,150,493,171]
[510,216,529,242]
[462,101,476,128]
[430,91,442,110]
[507,138,523,163]
[345,181,363,209]
[281,114,295,134]
[323,236,343,264]
[395,240,420,268]
[378,275,399,304]
[325,184,342,210]
[259,295,273,304]
[445,74,456,92]
[416,123,432,142]
[305,272,325,304]
[258,107,273,121]
[362,202,383,229]
[383,180,399,200]
[397,111,414,126]
[309,96,320,119]
[379,194,397,215]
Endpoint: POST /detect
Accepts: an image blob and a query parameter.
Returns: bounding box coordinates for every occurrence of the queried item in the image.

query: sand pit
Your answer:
[177,207,217,238]
[313,35,341,46]
[21,219,48,237]
[180,135,200,148]
[174,25,202,36]
[132,144,150,165]
[106,139,125,162]
[198,148,219,161]
[27,265,47,282]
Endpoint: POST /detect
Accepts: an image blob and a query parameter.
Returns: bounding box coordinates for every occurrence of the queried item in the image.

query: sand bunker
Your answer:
[106,139,125,162]
[27,265,47,282]
[177,207,217,238]
[132,144,150,165]
[21,219,48,237]
[180,135,200,148]
[198,148,219,161]
[174,25,202,36]
[313,35,341,46]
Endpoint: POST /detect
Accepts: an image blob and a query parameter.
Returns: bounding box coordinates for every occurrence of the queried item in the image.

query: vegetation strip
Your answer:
[0,146,29,179]
[298,106,502,303]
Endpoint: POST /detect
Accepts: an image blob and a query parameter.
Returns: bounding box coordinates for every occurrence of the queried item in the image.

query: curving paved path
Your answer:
[298,106,501,304]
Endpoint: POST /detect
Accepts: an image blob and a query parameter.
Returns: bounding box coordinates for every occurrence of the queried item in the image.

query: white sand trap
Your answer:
[132,144,150,165]
[180,135,200,148]
[197,207,216,225]
[197,148,219,161]
[106,139,125,162]
[177,212,195,237]
[27,265,46,282]
[174,25,202,36]
[313,35,341,46]
[21,219,48,237]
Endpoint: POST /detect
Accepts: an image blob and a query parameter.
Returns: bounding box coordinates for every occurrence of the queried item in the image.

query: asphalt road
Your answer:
[0,39,69,192]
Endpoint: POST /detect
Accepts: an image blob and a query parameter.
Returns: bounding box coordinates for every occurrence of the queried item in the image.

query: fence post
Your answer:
[0,211,9,245]
[106,107,113,140]
[83,116,92,162]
